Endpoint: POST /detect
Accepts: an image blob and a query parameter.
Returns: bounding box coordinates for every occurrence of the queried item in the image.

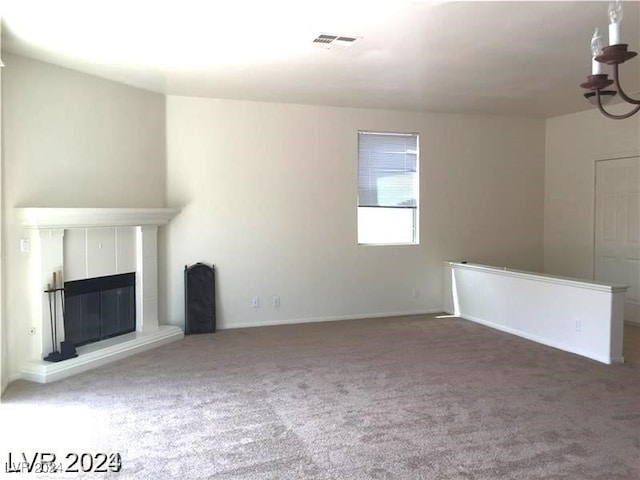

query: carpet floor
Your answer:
[1,314,640,479]
[623,324,640,366]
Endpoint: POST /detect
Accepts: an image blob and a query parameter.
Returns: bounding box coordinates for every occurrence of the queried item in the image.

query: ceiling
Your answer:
[2,0,639,119]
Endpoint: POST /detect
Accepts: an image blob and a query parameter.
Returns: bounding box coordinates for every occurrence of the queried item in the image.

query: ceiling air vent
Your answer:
[313,34,361,49]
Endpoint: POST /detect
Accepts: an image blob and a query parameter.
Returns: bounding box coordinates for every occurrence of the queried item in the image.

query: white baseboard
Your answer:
[221,309,443,330]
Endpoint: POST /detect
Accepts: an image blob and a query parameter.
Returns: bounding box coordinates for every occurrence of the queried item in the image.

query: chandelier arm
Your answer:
[596,90,640,119]
[612,64,640,105]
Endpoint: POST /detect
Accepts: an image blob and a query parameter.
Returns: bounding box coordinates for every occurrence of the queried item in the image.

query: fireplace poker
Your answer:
[59,270,65,321]
[47,282,55,357]
[52,272,58,353]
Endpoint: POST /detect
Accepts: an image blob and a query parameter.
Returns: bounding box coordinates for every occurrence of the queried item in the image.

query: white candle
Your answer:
[609,22,621,45]
[591,28,604,74]
[608,1,623,45]
[592,58,602,75]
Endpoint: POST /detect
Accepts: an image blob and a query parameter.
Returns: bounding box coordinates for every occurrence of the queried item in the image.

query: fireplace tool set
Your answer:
[44,270,77,362]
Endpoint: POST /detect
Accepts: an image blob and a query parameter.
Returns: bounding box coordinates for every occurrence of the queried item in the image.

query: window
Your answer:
[357,131,419,245]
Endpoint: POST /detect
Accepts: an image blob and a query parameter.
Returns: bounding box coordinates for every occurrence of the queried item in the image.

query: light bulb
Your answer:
[591,28,604,57]
[591,28,604,74]
[608,0,623,24]
[608,0,623,45]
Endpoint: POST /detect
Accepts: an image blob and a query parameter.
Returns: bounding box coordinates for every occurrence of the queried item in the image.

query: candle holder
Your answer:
[595,44,637,65]
[580,74,614,91]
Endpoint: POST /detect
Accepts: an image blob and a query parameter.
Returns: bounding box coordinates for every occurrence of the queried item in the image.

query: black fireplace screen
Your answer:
[64,273,136,347]
[184,263,216,334]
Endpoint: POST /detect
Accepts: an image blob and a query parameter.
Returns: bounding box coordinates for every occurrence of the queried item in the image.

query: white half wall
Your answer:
[2,54,167,384]
[444,262,627,364]
[163,96,545,329]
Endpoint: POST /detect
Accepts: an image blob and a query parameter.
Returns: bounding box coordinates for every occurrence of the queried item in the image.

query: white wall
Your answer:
[0,24,6,395]
[1,54,546,383]
[2,54,166,382]
[163,96,545,329]
[544,107,640,280]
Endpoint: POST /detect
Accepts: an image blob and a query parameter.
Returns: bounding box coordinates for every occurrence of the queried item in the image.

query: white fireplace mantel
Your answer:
[17,207,183,383]
[17,207,180,229]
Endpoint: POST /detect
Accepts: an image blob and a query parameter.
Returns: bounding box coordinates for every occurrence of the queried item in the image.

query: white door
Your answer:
[595,157,640,325]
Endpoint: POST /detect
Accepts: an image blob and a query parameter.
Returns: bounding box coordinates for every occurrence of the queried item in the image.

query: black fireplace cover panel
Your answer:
[184,263,216,334]
[64,272,136,347]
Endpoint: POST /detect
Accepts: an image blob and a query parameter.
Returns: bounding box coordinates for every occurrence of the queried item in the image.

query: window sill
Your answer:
[358,242,419,247]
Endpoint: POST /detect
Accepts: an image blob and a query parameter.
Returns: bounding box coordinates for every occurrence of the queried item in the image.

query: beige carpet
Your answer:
[624,324,640,366]
[2,314,640,479]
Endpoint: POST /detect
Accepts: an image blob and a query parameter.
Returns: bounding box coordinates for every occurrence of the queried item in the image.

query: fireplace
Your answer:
[65,273,136,347]
[17,207,184,383]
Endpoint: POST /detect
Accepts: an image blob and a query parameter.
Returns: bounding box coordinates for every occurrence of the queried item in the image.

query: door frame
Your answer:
[593,153,640,281]
[593,154,640,326]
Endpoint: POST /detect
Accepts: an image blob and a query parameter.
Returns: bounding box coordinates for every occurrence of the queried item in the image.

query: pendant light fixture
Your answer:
[580,0,640,119]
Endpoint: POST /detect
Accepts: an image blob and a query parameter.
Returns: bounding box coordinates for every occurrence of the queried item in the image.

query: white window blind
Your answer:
[358,132,418,208]
[357,131,419,245]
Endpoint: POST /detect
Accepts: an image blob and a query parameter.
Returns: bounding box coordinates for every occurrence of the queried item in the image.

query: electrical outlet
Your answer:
[20,238,30,254]
[251,296,260,308]
[412,287,420,299]
[272,295,280,307]
[575,319,582,332]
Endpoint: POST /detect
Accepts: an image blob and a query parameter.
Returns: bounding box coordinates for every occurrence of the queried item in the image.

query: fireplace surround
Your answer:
[17,207,182,383]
